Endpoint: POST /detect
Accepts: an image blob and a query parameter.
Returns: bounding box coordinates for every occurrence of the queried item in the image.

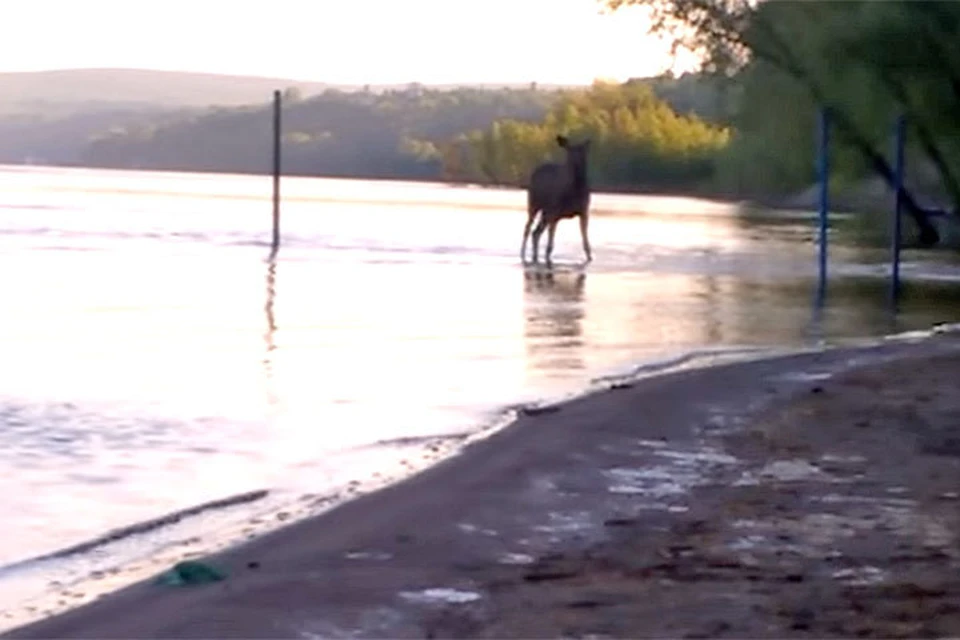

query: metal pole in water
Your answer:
[816,107,830,306]
[890,114,906,308]
[270,90,282,258]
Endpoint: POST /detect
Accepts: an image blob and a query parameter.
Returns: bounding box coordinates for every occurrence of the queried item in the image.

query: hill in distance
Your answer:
[0,68,580,115]
[0,68,332,114]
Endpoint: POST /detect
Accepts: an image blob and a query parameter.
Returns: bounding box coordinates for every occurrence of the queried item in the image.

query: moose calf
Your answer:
[521,135,592,266]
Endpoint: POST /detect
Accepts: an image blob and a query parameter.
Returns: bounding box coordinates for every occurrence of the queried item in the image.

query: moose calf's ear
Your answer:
[556,135,568,148]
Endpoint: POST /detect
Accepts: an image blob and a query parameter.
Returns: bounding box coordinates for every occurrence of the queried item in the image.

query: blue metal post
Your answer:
[816,107,830,306]
[890,114,906,308]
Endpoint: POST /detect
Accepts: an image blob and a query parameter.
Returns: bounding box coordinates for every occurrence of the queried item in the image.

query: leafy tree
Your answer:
[601,0,957,245]
[444,81,729,192]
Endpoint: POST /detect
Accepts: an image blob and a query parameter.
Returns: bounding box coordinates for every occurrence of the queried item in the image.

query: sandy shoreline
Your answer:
[6,332,960,638]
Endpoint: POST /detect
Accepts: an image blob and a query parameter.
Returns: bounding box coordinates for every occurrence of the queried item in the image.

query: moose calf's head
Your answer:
[556,135,591,174]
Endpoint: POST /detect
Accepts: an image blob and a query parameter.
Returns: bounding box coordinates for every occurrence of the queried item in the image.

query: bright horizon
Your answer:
[2,0,699,85]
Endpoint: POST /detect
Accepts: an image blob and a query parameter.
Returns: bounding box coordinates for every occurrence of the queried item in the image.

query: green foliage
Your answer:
[603,0,960,215]
[708,60,818,195]
[638,72,741,125]
[443,81,730,191]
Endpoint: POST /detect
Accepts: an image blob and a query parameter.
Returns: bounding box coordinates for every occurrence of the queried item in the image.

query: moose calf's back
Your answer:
[529,162,574,208]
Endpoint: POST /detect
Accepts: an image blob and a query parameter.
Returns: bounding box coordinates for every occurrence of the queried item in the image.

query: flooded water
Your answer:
[1,164,959,601]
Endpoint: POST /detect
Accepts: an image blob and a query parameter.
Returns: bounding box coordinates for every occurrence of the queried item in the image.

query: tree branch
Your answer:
[748,14,939,245]
[876,69,960,211]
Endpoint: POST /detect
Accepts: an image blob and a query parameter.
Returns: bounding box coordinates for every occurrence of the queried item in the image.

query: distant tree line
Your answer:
[77,86,558,180]
[0,74,737,194]
[440,81,729,192]
[66,81,731,194]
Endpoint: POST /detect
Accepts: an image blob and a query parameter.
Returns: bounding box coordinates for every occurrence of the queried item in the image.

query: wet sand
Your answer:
[6,333,960,639]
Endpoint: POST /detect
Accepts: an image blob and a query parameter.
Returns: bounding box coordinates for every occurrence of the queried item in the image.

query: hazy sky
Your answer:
[1,0,697,84]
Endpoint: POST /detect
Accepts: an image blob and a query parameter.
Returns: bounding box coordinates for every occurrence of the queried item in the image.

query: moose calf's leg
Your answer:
[545,220,559,267]
[531,217,548,264]
[579,214,592,263]
[520,211,537,263]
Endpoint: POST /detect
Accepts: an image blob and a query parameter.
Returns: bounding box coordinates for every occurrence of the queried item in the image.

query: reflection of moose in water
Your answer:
[262,257,279,408]
[523,270,587,373]
[521,135,592,266]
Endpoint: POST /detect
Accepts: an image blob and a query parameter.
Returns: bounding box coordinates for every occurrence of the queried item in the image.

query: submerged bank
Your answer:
[6,328,960,639]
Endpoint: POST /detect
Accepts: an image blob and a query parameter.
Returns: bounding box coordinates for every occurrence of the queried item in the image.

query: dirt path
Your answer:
[6,334,960,639]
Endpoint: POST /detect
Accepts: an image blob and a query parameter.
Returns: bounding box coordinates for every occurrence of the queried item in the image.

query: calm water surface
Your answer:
[2,164,959,575]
